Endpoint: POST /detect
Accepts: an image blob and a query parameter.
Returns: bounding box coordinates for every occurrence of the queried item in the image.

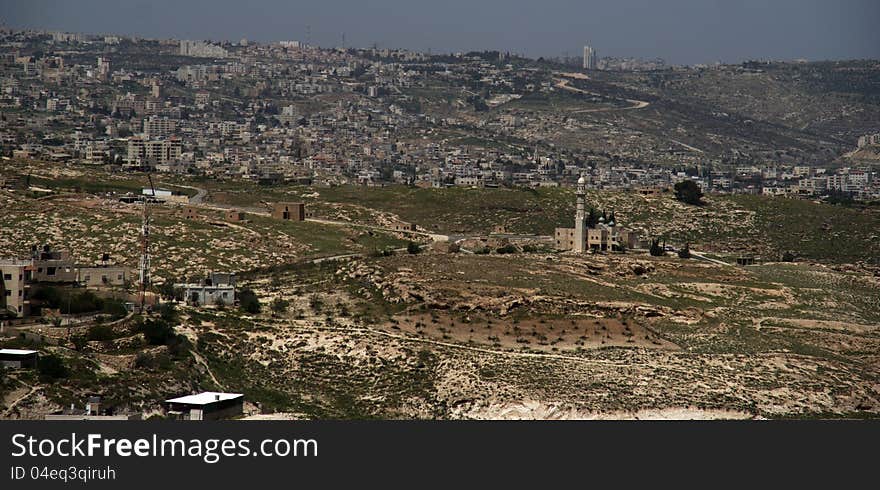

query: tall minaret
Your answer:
[574,175,587,252]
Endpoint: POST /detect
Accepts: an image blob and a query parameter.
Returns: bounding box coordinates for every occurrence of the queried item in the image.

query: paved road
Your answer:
[180,187,452,241]
[554,77,651,112]
[180,186,549,247]
[305,217,448,241]
[171,183,208,204]
[689,251,731,267]
[669,139,705,154]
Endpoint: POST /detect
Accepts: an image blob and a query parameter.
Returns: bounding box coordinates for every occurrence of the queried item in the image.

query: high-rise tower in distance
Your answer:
[583,44,597,70]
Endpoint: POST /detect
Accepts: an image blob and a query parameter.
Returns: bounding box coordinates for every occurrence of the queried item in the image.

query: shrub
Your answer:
[238,289,261,314]
[166,335,191,359]
[496,244,518,254]
[37,354,68,381]
[309,294,323,312]
[34,289,109,314]
[68,291,103,314]
[678,243,691,259]
[31,286,62,309]
[406,242,421,254]
[649,239,666,257]
[159,302,178,322]
[87,324,117,342]
[133,352,156,370]
[271,297,289,314]
[674,180,703,205]
[102,298,128,320]
[134,318,176,346]
[157,281,177,299]
[71,335,88,351]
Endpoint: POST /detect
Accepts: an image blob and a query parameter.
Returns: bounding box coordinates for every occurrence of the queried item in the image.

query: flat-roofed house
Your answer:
[31,248,77,283]
[177,284,235,306]
[76,266,132,288]
[0,349,38,368]
[164,392,244,420]
[45,396,141,420]
[174,271,236,306]
[390,219,416,232]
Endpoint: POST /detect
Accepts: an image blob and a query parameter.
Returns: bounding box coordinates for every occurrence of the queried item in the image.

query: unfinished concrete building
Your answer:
[225,210,245,222]
[174,271,236,306]
[181,206,200,220]
[272,202,305,221]
[0,260,32,318]
[1,247,132,318]
[390,219,416,232]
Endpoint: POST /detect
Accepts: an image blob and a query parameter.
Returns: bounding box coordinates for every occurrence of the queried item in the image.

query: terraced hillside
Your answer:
[6,249,876,420]
[2,159,878,420]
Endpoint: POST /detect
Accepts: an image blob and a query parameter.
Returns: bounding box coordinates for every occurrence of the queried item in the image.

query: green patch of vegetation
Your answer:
[37,354,68,381]
[727,194,880,264]
[27,288,128,319]
[238,289,261,314]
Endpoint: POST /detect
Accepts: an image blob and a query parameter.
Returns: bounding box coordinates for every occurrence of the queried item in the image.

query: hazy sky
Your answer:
[3,0,879,64]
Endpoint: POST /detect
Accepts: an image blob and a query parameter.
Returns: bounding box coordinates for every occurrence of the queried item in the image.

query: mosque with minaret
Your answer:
[554,175,641,252]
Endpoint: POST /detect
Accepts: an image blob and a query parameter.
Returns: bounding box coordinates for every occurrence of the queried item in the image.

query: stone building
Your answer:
[182,206,200,220]
[225,210,245,222]
[1,247,132,318]
[272,202,305,221]
[555,176,640,252]
[77,266,131,288]
[390,219,416,232]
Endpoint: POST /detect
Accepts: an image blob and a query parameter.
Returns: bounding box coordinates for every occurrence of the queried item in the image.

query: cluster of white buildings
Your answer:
[179,40,228,58]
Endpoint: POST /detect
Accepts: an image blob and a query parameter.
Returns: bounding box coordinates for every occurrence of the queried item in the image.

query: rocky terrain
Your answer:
[2,161,879,420]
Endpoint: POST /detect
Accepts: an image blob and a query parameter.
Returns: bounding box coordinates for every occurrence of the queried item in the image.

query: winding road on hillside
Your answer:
[554,77,710,154]
[554,77,651,113]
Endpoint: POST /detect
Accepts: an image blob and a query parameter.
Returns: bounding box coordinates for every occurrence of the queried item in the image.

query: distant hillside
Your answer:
[637,61,880,145]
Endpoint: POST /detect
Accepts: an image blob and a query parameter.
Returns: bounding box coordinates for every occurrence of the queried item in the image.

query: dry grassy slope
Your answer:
[4,156,878,264]
[269,184,880,265]
[0,189,407,282]
[175,251,880,419]
[637,62,880,142]
[4,245,878,419]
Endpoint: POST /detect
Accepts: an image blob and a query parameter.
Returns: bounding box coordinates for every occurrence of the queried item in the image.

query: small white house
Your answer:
[0,349,38,368]
[164,392,244,420]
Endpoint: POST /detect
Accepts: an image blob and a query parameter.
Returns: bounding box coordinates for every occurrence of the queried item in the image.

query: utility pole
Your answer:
[138,174,155,313]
